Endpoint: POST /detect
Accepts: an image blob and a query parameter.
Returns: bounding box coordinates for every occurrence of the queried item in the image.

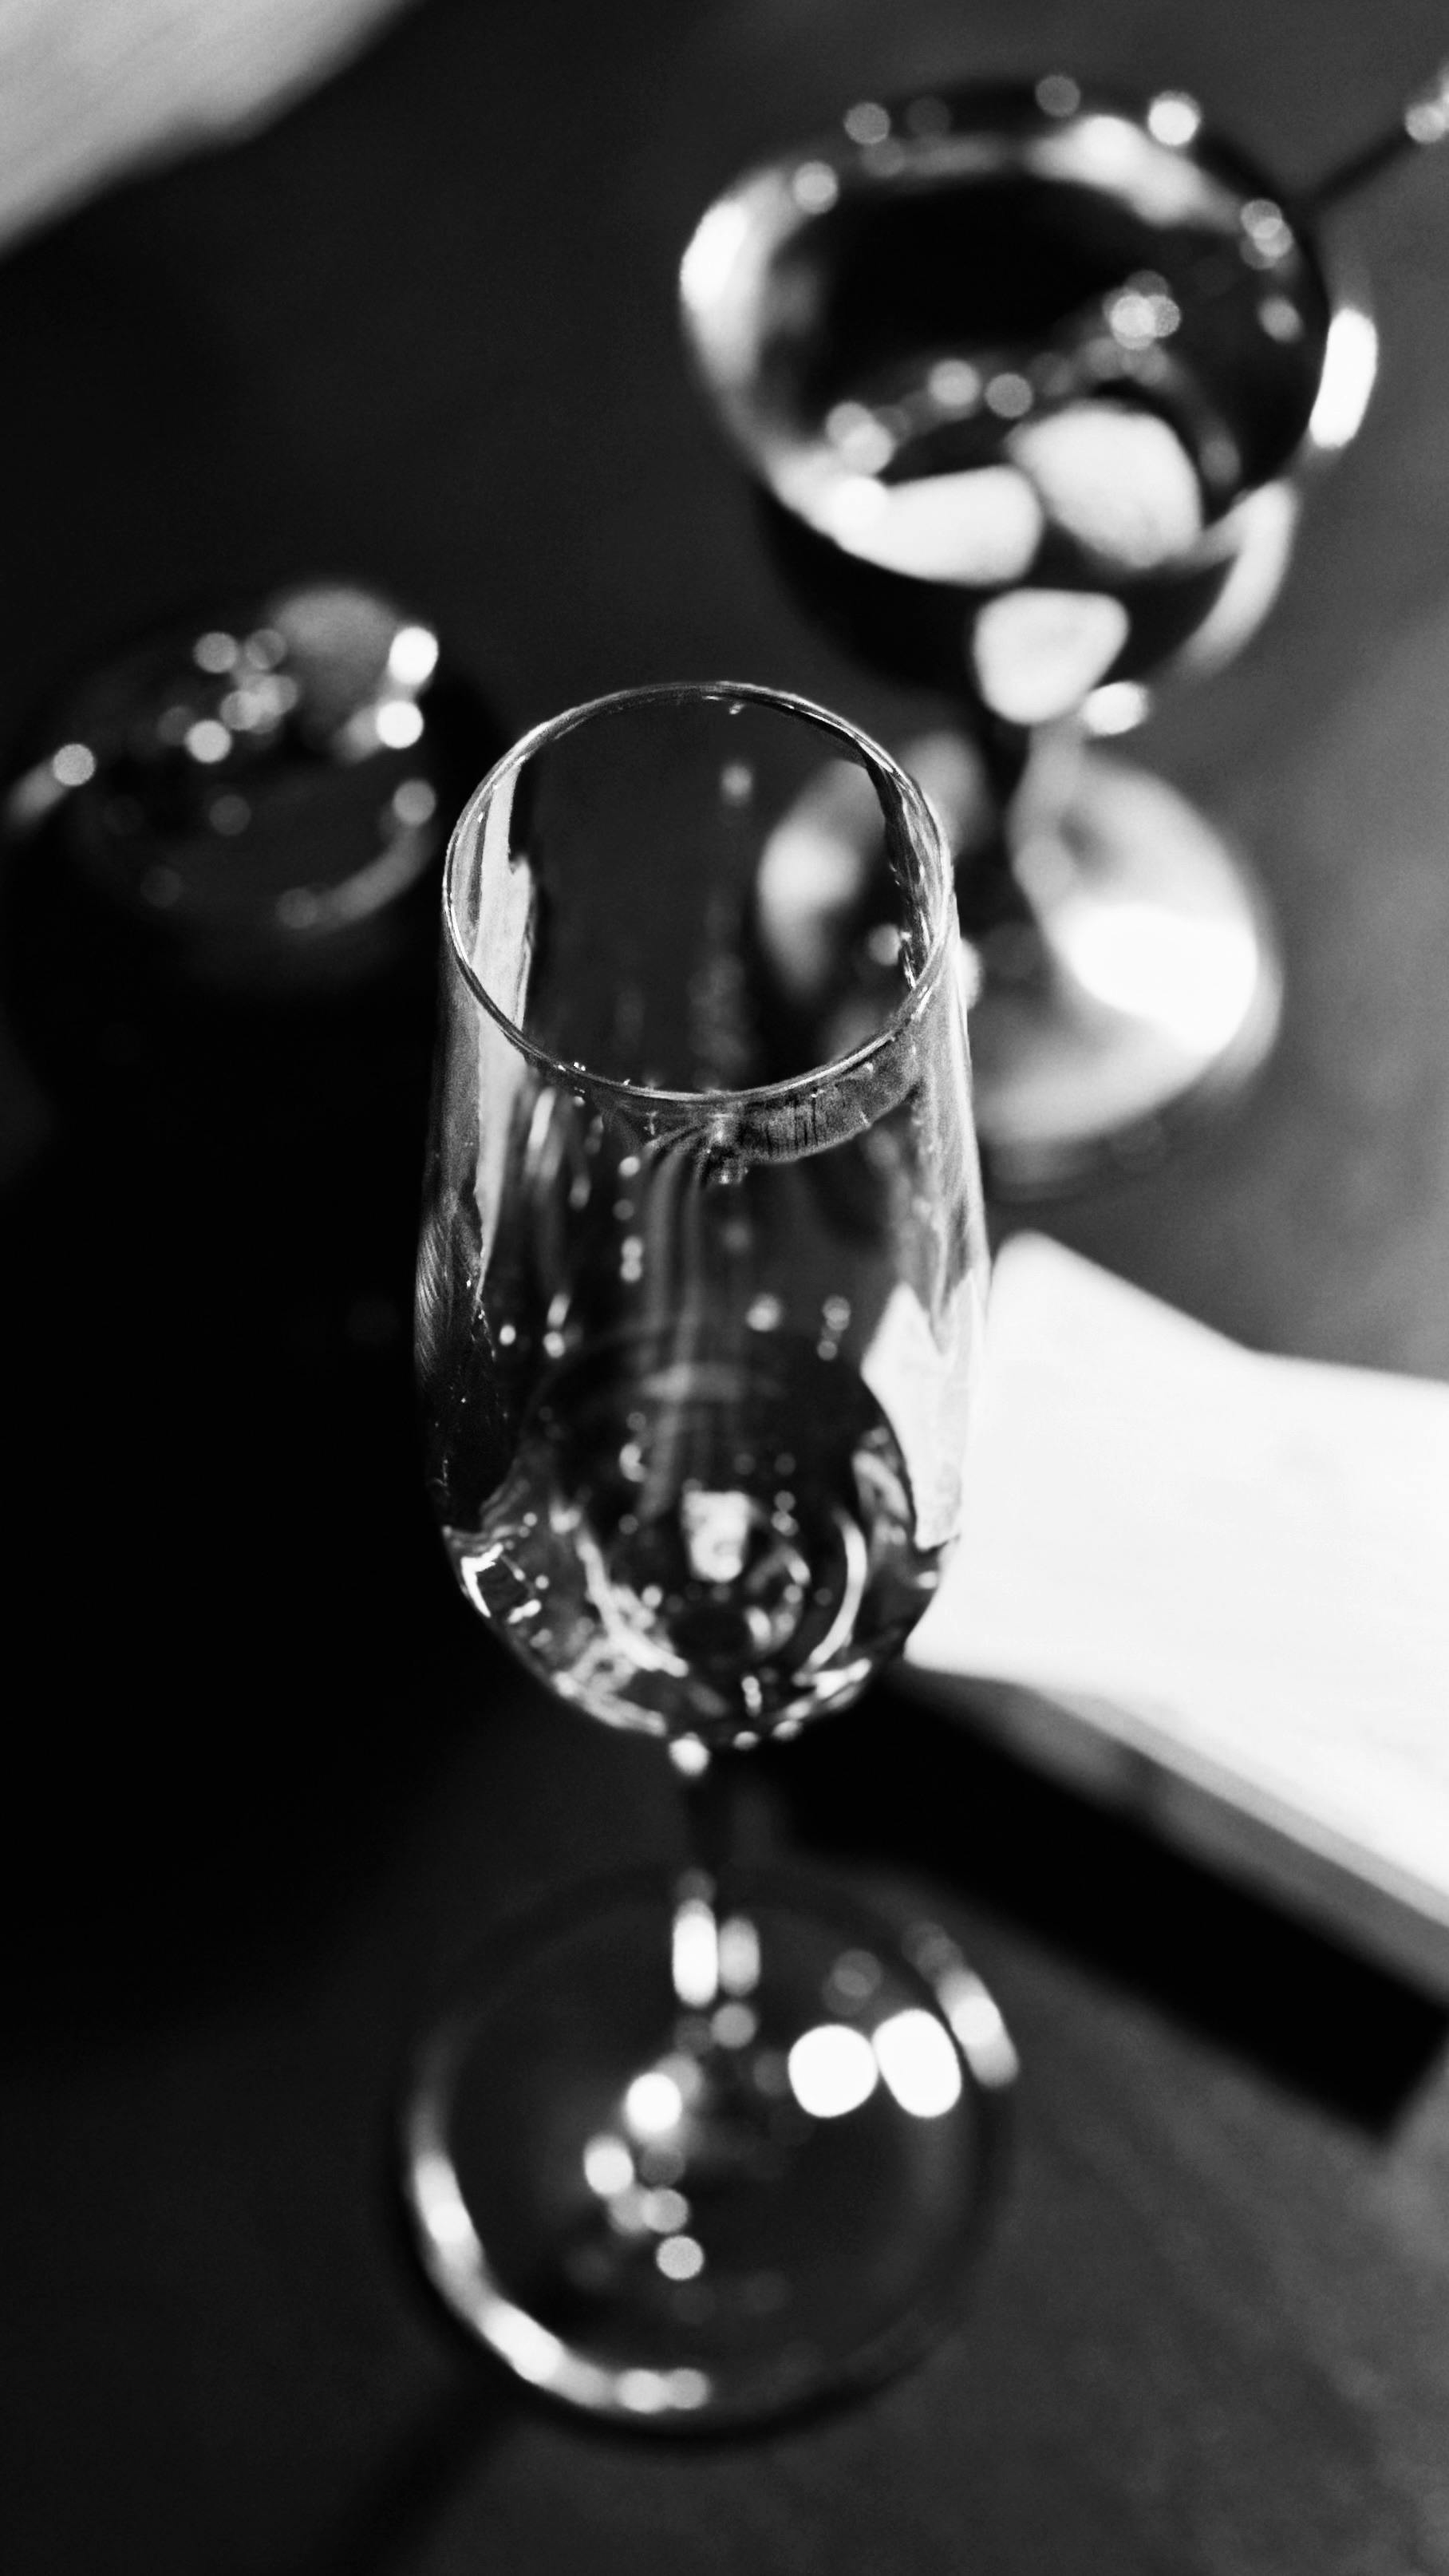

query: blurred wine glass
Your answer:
[405,679,1015,2428]
[681,77,1377,1195]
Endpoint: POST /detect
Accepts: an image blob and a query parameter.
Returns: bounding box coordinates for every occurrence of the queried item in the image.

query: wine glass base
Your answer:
[401,1866,1016,2429]
[961,749,1283,1201]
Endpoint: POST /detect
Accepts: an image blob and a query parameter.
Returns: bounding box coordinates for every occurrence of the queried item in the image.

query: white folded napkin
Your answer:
[904,1233,1449,1991]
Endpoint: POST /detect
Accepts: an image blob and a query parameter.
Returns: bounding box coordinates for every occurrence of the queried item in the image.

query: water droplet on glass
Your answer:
[1035,72,1080,119]
[843,100,890,147]
[193,630,239,674]
[790,163,838,214]
[1146,89,1201,148]
[51,741,97,788]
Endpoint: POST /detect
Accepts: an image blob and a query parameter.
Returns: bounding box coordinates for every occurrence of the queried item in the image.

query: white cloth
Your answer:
[904,1233,1449,1991]
[0,0,415,248]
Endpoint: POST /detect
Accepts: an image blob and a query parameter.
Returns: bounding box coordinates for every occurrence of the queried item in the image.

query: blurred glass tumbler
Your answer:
[405,681,1016,2428]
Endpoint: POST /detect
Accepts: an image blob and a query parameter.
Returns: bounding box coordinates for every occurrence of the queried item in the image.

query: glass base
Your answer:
[401,1867,1016,2428]
[950,746,1283,1200]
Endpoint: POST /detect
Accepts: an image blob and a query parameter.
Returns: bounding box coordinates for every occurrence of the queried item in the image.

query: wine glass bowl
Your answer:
[416,682,985,1754]
[406,681,1013,2424]
[681,79,1377,1193]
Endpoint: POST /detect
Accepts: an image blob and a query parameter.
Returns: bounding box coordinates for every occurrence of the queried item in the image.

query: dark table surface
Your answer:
[3,2,1449,2570]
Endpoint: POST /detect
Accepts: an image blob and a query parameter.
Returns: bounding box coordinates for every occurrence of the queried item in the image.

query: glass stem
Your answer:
[1010,714,1089,871]
[951,711,1088,946]
[946,712,1032,939]
[671,1737,736,1883]
[665,1740,762,2018]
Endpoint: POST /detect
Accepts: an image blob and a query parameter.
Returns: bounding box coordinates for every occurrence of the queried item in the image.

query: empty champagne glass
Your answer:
[405,680,1015,2428]
[681,77,1377,1193]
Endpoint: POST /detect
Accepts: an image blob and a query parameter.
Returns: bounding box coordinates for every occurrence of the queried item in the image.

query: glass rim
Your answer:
[680,77,1365,504]
[681,73,1338,264]
[441,677,957,1117]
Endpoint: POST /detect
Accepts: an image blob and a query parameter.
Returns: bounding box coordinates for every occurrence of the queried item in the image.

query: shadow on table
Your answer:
[773,1689,1449,2132]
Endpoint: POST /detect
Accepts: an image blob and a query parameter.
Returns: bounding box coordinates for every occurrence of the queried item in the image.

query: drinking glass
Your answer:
[405,680,1015,2428]
[681,77,1377,1194]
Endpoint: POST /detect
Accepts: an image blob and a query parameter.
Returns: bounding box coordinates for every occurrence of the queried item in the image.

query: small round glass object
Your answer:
[0,581,503,1144]
[2,581,495,1006]
[681,81,1377,1195]
[408,680,1012,2425]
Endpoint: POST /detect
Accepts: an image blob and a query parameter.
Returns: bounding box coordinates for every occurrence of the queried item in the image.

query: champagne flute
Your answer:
[681,77,1378,1195]
[405,679,1014,2428]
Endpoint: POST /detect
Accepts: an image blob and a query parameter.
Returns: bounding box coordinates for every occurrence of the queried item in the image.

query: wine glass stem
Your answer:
[950,712,1084,942]
[665,1740,768,2013]
[1011,714,1088,866]
[951,714,1026,936]
[673,1740,736,1883]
